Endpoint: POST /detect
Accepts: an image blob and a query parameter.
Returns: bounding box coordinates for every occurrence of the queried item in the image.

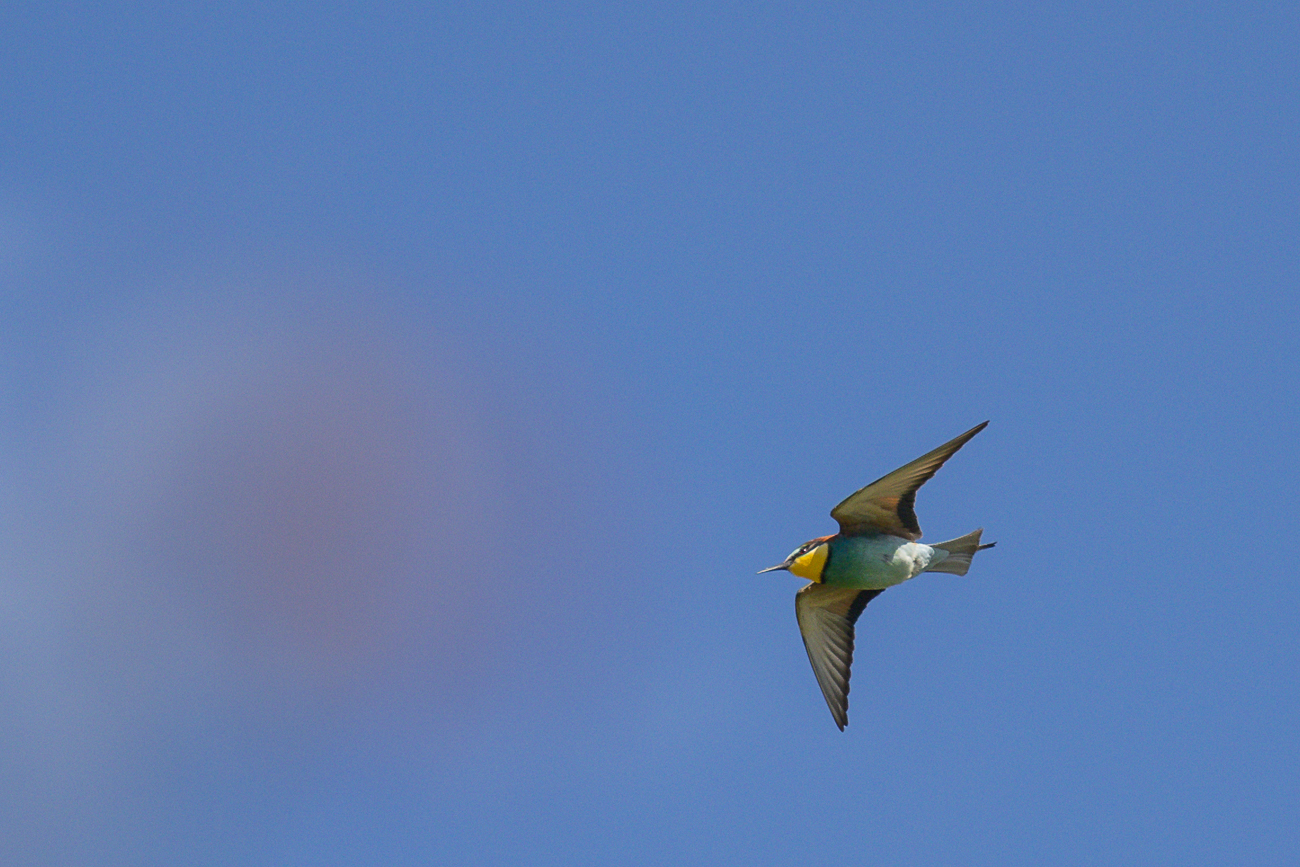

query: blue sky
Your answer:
[3,3,1298,864]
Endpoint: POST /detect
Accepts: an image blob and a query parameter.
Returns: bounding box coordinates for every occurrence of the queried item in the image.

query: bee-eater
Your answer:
[759,422,994,730]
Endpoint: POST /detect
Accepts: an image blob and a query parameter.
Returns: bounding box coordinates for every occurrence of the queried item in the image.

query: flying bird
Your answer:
[759,422,994,730]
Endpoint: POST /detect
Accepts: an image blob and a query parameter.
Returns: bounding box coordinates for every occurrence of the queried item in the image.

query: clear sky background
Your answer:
[3,3,1298,864]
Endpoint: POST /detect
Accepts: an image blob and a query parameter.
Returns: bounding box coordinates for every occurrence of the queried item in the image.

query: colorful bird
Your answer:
[759,422,994,730]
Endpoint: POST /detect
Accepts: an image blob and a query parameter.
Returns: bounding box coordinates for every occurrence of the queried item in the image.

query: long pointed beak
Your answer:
[757,563,789,574]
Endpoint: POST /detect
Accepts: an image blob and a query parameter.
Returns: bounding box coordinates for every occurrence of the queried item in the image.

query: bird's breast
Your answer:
[824,535,936,589]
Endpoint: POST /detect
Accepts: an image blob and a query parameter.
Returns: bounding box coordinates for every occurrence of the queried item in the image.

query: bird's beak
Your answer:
[757,563,789,574]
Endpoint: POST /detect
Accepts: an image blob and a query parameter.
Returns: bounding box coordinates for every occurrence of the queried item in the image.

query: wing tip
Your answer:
[955,419,990,446]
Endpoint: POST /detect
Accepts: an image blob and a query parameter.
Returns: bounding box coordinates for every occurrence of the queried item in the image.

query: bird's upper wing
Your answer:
[795,583,885,731]
[829,421,988,540]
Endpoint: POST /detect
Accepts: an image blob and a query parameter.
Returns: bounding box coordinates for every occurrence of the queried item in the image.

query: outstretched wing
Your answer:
[795,584,885,731]
[830,421,988,540]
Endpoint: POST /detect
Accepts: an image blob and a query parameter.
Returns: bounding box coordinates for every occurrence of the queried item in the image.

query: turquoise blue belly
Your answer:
[823,535,927,589]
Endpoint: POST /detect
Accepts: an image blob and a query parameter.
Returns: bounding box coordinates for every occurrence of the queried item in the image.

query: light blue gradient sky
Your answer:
[4,3,1299,864]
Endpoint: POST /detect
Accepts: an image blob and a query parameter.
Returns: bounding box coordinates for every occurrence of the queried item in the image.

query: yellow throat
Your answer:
[788,542,829,582]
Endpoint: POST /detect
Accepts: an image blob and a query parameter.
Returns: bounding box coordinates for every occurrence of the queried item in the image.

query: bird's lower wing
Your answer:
[795,584,885,730]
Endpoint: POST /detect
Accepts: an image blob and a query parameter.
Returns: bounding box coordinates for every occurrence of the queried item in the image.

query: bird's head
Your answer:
[758,535,833,582]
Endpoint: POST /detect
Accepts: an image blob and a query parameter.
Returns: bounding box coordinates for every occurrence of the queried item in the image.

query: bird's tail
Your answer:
[925,529,995,576]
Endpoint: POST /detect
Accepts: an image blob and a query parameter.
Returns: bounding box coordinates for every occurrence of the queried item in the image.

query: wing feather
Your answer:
[829,422,988,539]
[795,584,885,730]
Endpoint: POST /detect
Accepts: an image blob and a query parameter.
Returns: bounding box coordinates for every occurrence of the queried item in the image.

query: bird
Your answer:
[758,421,994,730]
